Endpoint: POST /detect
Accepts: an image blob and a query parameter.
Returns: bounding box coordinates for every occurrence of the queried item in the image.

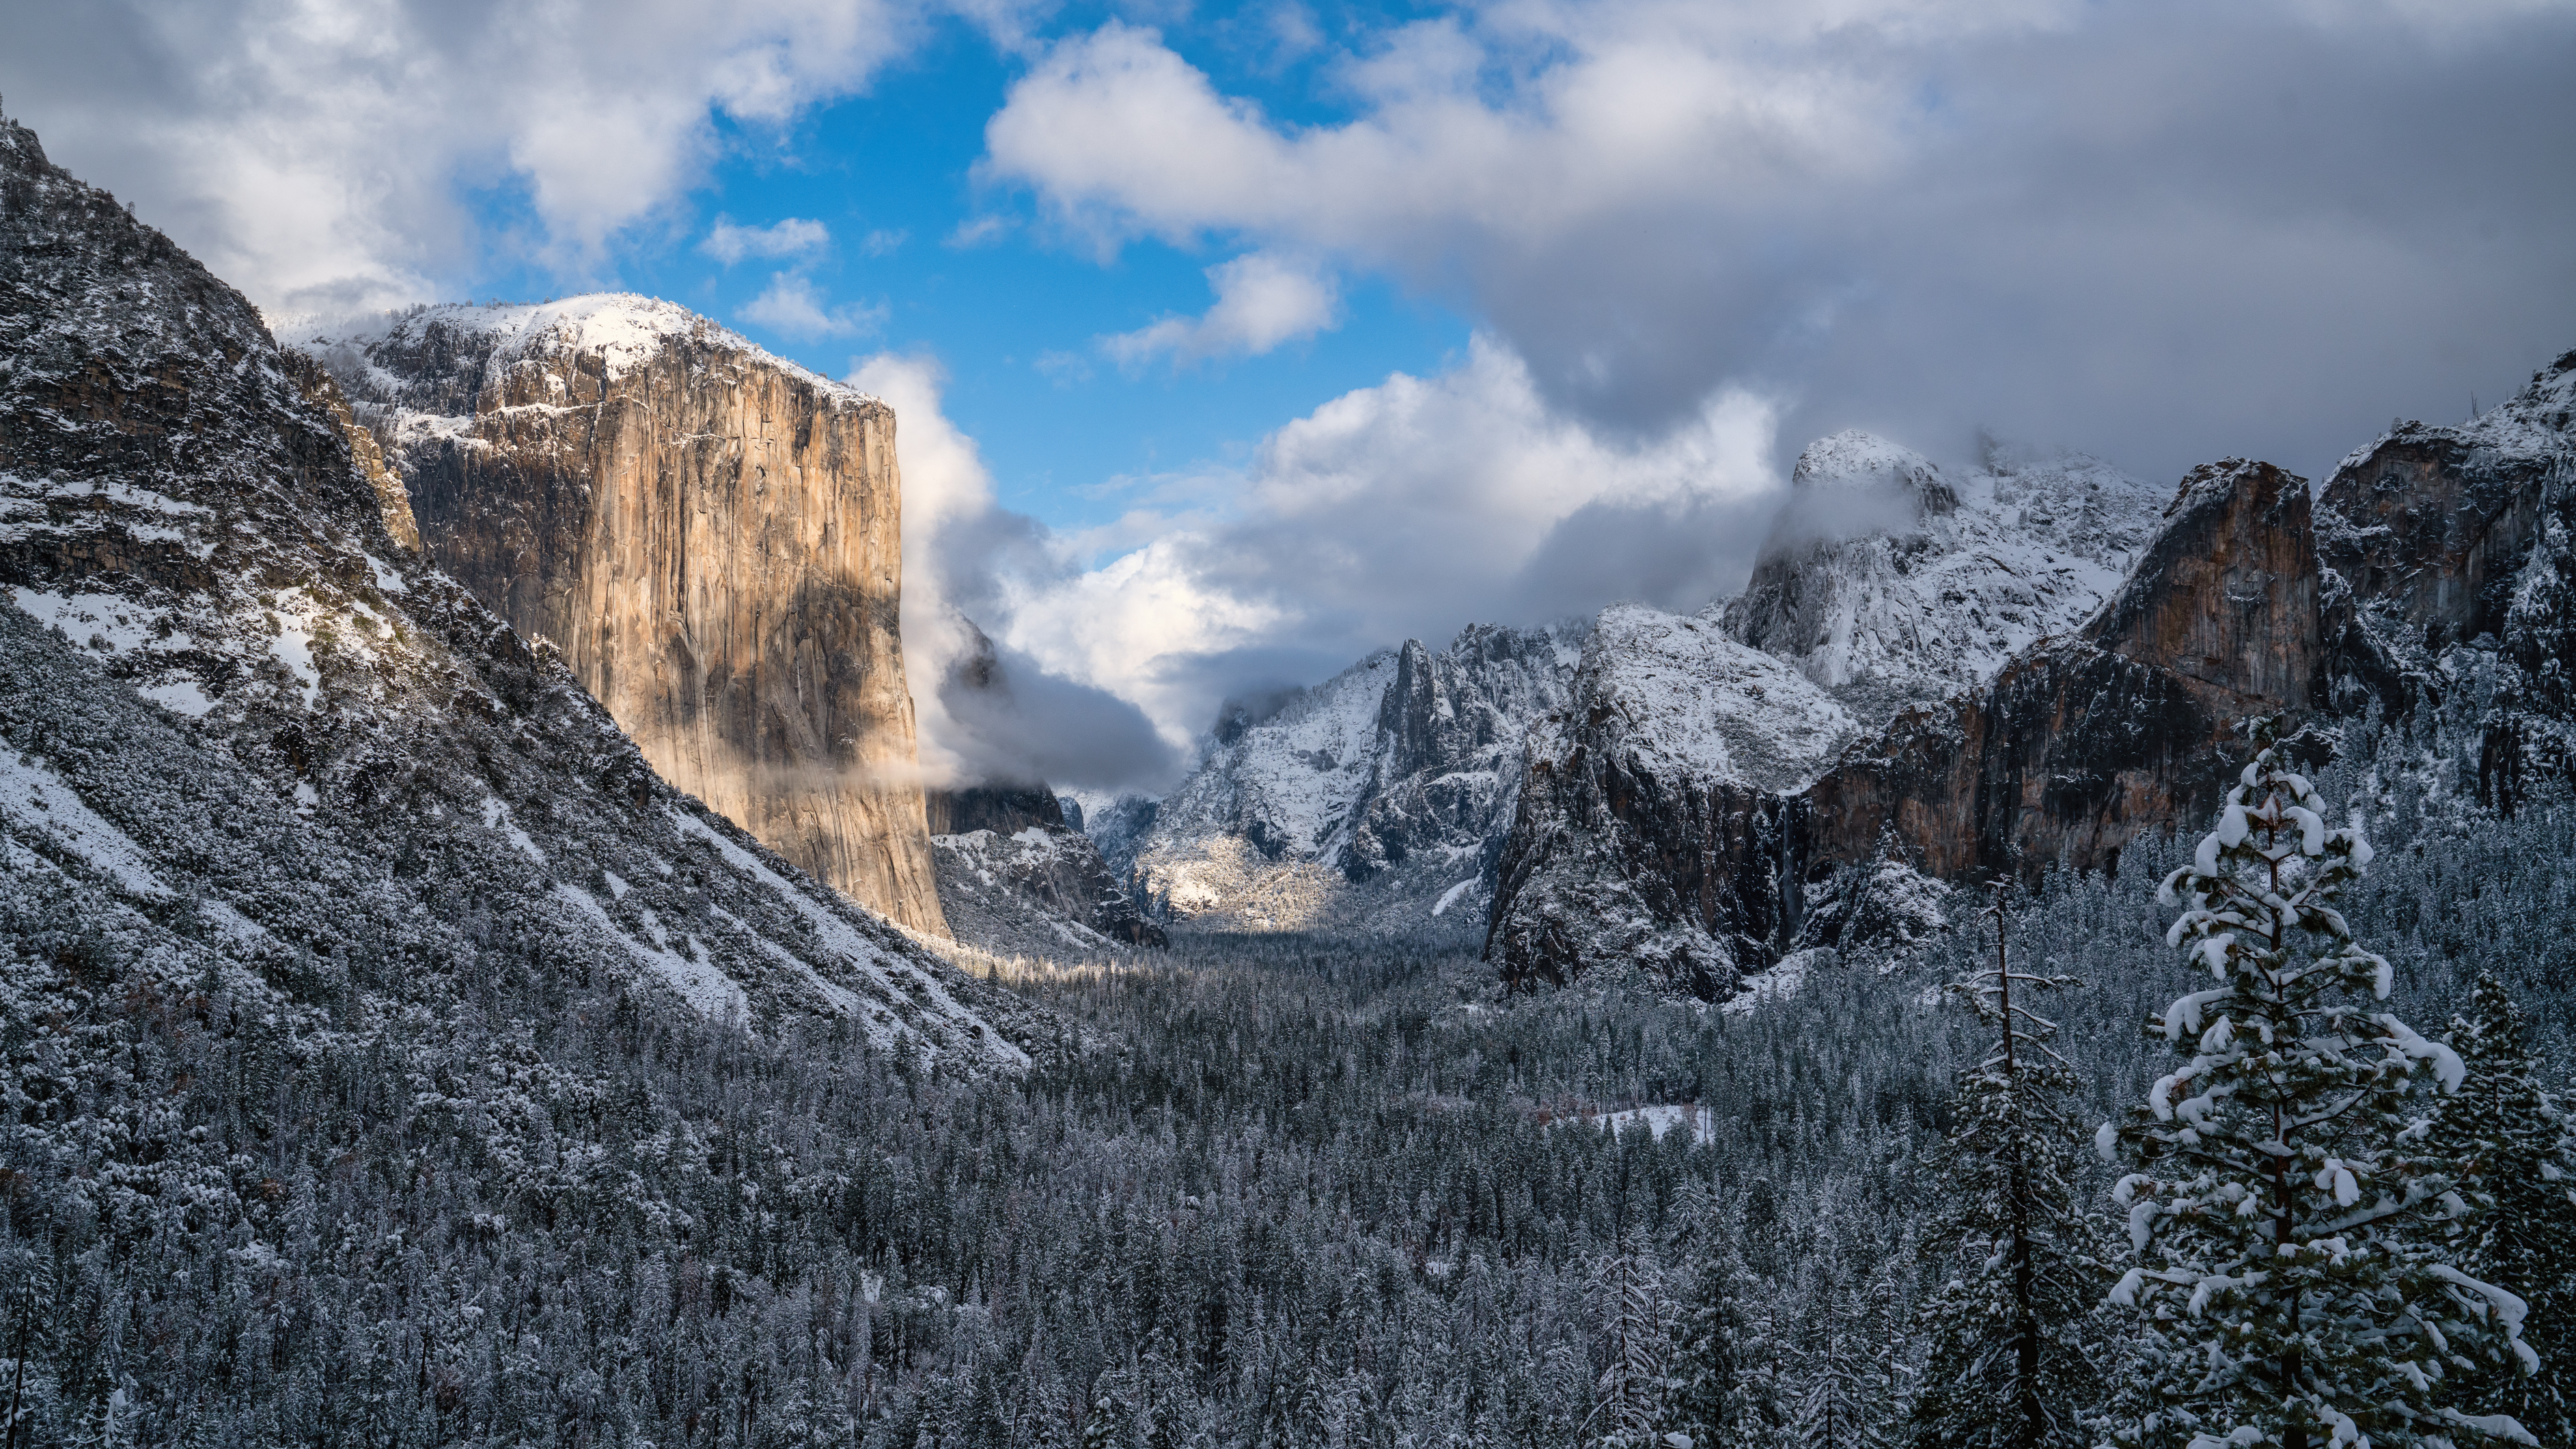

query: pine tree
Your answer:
[2095,724,2535,1449]
[2434,974,2576,1444]
[1907,888,2102,1449]
[1667,1237,1787,1449]
[1799,1230,1900,1449]
[1593,1234,1672,1449]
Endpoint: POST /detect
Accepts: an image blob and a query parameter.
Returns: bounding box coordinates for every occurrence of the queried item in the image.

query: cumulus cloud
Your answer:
[984,3,2576,484]
[853,352,1182,792]
[742,273,883,338]
[877,332,1780,754]
[0,0,962,318]
[702,215,833,264]
[1102,251,1342,366]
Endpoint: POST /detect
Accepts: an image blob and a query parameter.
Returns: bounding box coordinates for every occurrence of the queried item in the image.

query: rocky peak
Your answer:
[301,296,949,937]
[1786,430,1960,520]
[1721,432,2165,720]
[2085,458,2320,711]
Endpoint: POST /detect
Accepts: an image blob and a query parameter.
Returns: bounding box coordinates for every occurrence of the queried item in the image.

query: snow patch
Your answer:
[0,746,169,898]
[1432,878,1477,917]
[480,795,545,864]
[553,882,747,1021]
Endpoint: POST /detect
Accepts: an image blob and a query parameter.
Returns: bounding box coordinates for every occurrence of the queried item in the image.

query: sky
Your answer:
[3,0,2573,792]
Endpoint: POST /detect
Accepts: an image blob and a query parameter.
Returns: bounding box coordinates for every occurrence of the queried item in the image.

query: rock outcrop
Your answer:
[1488,459,2327,994]
[1127,622,1583,930]
[0,110,1040,1058]
[928,783,1168,952]
[300,299,947,936]
[2316,350,2576,714]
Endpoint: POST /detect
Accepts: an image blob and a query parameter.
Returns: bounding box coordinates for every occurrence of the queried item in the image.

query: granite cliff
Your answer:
[0,109,1040,1056]
[301,299,947,935]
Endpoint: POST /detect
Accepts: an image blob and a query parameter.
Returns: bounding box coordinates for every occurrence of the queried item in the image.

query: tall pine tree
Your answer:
[1907,888,2102,1449]
[2434,974,2576,1444]
[2096,724,2535,1449]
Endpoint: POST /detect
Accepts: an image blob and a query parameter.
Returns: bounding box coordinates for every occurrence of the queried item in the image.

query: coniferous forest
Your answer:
[7,693,2573,1447]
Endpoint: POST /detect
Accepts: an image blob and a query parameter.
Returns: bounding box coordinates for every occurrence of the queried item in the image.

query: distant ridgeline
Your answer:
[1126,365,2576,995]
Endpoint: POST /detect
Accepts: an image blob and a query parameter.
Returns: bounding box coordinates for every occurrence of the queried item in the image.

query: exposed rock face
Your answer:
[1488,460,2325,995]
[928,782,1168,951]
[301,299,947,936]
[1720,432,2166,727]
[1129,622,1583,930]
[1484,607,1858,991]
[2316,351,2576,710]
[0,111,1041,1060]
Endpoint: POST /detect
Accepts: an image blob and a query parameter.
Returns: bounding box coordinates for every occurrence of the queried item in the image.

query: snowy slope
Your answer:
[0,113,1042,1066]
[1123,622,1588,930]
[1127,649,1399,924]
[1572,605,1857,794]
[296,294,878,424]
[1721,432,2166,724]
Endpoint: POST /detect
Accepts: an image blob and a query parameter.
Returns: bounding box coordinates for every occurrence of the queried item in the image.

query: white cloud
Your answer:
[702,215,833,264]
[1102,251,1341,366]
[741,273,883,337]
[855,352,1179,789]
[982,5,2576,486]
[885,331,1783,754]
[0,0,978,318]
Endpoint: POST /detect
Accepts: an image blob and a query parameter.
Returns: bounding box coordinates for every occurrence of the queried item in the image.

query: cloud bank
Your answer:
[878,334,1780,776]
[986,2,2576,484]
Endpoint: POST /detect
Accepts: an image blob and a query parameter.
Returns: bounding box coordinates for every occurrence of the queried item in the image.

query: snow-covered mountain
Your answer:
[0,112,1043,1062]
[1719,431,2167,727]
[1124,622,1583,930]
[1116,432,2160,939]
[1485,607,1863,992]
[297,296,951,936]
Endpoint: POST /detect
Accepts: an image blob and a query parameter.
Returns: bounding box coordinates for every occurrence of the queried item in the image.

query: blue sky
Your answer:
[5,0,2573,786]
[454,12,1473,544]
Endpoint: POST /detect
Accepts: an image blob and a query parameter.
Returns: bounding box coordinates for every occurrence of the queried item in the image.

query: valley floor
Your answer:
[5,715,2573,1447]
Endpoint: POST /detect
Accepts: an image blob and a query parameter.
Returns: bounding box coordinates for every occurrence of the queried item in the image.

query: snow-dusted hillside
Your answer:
[1124,622,1585,930]
[1484,607,1864,992]
[0,113,1040,1064]
[1721,431,2167,726]
[1566,605,1857,794]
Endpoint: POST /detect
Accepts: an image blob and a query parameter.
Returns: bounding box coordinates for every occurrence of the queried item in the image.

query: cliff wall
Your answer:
[1488,460,2326,994]
[304,300,947,935]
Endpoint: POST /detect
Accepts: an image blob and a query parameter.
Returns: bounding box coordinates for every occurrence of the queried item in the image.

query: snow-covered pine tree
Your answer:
[1666,1236,1788,1449]
[1799,1229,1901,1449]
[2095,722,2536,1449]
[1593,1233,1672,1449]
[1907,888,2102,1449]
[2433,974,2576,1444]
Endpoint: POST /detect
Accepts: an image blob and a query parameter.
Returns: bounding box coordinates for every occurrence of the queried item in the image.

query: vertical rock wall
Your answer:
[307,301,949,936]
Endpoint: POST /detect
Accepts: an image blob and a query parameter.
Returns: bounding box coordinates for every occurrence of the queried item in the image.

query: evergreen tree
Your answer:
[1667,1237,1787,1449]
[2096,726,2534,1449]
[2434,974,2576,1444]
[1907,889,2103,1449]
[1798,1230,1900,1449]
[1593,1233,1672,1449]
